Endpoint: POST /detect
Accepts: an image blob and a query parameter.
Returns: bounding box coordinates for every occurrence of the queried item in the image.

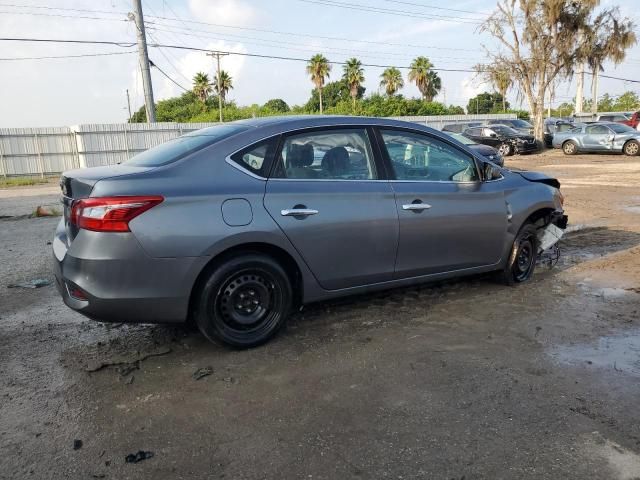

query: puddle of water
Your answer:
[549,330,640,377]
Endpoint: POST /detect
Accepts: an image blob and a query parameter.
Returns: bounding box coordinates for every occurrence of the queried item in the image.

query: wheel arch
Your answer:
[188,242,304,324]
[562,139,578,153]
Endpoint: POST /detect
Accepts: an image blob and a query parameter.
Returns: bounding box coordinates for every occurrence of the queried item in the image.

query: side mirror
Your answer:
[483,162,501,181]
[489,133,497,138]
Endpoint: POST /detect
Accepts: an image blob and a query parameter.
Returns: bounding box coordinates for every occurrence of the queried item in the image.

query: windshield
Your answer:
[446,132,477,145]
[609,123,636,134]
[125,125,250,167]
[492,126,519,136]
[510,119,533,128]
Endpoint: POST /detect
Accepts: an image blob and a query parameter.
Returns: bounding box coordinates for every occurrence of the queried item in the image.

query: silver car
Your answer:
[53,116,567,348]
[552,122,640,155]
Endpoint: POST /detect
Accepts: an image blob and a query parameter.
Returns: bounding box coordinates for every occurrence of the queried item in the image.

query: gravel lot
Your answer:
[1,151,640,479]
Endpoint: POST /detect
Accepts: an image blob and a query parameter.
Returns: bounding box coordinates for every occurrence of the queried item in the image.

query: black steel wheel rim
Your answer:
[514,234,535,281]
[214,269,282,333]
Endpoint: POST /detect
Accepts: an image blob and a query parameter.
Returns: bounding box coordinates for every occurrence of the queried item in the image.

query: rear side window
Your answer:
[125,125,249,167]
[230,137,279,177]
[271,128,377,180]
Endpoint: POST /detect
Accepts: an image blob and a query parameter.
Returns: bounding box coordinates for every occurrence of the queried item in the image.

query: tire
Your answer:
[501,223,539,286]
[194,254,293,348]
[623,140,639,156]
[498,143,513,157]
[562,140,578,155]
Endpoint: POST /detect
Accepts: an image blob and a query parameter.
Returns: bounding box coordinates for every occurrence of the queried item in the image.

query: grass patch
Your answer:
[0,177,53,188]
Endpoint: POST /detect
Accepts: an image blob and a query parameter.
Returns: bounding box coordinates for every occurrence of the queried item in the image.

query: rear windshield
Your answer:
[510,119,533,128]
[125,125,249,167]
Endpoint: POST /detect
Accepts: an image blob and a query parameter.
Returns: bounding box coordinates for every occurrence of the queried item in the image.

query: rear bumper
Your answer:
[52,219,205,324]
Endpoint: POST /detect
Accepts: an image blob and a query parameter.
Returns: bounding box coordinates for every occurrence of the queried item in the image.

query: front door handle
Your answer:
[281,208,319,217]
[402,203,431,211]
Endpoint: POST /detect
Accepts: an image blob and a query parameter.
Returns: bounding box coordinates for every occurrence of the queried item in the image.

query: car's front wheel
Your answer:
[194,254,292,348]
[498,143,513,157]
[623,140,639,156]
[501,223,539,286]
[562,140,578,155]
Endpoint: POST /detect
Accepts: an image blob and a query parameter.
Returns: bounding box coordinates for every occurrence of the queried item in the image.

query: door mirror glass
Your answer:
[483,162,502,181]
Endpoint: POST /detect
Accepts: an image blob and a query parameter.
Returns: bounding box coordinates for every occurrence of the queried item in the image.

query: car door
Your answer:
[583,124,614,151]
[263,127,398,290]
[375,128,508,278]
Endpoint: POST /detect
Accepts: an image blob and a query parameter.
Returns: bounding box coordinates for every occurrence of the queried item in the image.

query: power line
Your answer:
[295,0,483,24]
[0,51,135,61]
[377,0,488,17]
[2,37,639,84]
[0,3,125,16]
[143,14,476,52]
[0,9,127,22]
[150,60,189,91]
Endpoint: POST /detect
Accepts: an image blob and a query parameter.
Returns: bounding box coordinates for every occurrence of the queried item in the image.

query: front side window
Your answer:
[272,129,377,180]
[465,127,482,137]
[380,129,479,183]
[482,128,496,137]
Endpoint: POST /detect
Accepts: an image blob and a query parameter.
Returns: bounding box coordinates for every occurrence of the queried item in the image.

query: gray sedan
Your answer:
[53,116,567,348]
[552,122,640,155]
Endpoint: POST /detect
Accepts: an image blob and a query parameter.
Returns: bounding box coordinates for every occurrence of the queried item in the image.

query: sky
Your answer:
[0,0,639,127]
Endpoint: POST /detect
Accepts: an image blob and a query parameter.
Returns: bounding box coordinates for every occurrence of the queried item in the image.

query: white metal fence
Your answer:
[0,115,518,177]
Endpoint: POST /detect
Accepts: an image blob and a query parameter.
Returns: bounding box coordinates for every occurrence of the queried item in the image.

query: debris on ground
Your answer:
[34,205,60,217]
[85,346,172,373]
[7,278,51,289]
[125,451,154,464]
[192,367,213,380]
[73,439,83,450]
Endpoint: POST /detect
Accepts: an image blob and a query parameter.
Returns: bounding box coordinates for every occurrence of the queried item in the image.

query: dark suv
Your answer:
[463,125,539,156]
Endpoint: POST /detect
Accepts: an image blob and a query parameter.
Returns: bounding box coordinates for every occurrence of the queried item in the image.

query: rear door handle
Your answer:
[281,208,319,217]
[402,203,431,211]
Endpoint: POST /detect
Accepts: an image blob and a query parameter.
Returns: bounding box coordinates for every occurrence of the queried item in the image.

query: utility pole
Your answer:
[591,69,599,115]
[126,89,132,121]
[575,61,585,114]
[442,86,446,106]
[131,0,156,122]
[207,51,229,123]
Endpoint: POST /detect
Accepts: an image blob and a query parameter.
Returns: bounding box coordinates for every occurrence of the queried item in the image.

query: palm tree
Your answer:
[380,67,404,96]
[343,57,365,109]
[306,54,331,113]
[408,56,441,102]
[488,68,512,111]
[213,70,233,105]
[586,12,636,113]
[192,72,212,103]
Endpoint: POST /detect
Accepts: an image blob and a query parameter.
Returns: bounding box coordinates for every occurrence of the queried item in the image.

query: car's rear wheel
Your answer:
[501,223,539,286]
[194,254,292,348]
[623,140,639,156]
[498,143,513,157]
[562,140,578,155]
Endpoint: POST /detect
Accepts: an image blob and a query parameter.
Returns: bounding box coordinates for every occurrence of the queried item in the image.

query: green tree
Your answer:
[343,57,365,109]
[306,54,331,114]
[408,57,441,102]
[192,72,212,103]
[213,70,233,105]
[380,67,404,96]
[467,92,509,114]
[305,80,364,112]
[263,98,290,113]
[614,91,640,111]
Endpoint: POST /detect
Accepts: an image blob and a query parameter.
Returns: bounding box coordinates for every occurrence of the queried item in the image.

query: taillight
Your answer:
[70,196,163,232]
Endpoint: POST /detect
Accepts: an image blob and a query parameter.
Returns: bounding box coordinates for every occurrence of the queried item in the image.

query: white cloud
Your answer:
[188,0,258,26]
[461,75,484,101]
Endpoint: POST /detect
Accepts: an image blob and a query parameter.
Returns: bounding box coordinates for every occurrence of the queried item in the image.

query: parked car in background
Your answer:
[552,122,640,155]
[543,118,575,148]
[444,132,504,166]
[485,118,535,135]
[53,116,566,348]
[596,112,633,125]
[462,125,539,156]
[441,122,483,134]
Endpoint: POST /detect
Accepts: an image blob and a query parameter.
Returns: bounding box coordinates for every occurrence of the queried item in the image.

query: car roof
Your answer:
[223,115,427,130]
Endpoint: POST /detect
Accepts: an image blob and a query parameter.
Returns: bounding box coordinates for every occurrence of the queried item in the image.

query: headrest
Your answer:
[322,147,349,175]
[287,143,314,168]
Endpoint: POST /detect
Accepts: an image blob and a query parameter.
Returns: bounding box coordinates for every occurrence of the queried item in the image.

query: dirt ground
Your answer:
[1,151,640,479]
